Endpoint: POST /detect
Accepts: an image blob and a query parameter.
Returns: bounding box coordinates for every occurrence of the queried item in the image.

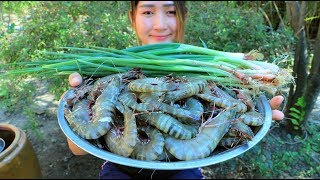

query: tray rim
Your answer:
[57,92,272,170]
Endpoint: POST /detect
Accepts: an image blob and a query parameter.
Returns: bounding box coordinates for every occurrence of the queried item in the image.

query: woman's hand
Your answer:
[269,95,285,121]
[68,72,285,121]
[68,72,83,87]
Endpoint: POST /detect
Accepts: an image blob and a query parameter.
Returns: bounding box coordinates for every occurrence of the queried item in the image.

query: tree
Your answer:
[285,1,320,135]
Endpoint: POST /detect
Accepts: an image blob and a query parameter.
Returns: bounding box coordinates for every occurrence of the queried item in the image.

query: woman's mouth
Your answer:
[152,35,170,41]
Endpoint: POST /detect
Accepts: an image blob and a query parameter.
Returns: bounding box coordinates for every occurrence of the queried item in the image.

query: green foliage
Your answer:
[0,1,136,98]
[288,96,306,130]
[0,78,35,113]
[239,123,320,178]
[0,77,43,137]
[1,1,36,15]
[23,106,43,140]
[185,1,295,61]
[0,1,135,64]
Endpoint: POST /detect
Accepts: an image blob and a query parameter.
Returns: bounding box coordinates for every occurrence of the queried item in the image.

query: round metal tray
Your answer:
[57,92,272,170]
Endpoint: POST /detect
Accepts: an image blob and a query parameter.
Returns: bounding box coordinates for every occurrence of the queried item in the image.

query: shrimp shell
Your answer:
[64,83,93,106]
[91,76,120,123]
[130,126,164,161]
[103,104,137,157]
[178,97,204,124]
[239,111,264,126]
[91,69,144,100]
[199,81,247,113]
[157,147,176,161]
[90,74,120,100]
[137,112,198,140]
[164,109,236,161]
[227,120,254,140]
[64,98,111,139]
[118,92,156,112]
[128,77,179,92]
[139,92,201,122]
[218,137,245,148]
[163,78,207,103]
[196,93,247,113]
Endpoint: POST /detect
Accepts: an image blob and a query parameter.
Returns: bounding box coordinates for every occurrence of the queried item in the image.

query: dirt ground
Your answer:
[1,78,319,179]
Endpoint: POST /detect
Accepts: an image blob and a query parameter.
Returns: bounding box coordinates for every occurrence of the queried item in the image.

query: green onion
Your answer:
[1,43,294,94]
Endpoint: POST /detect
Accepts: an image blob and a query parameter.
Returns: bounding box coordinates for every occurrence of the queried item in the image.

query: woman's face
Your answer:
[130,1,177,45]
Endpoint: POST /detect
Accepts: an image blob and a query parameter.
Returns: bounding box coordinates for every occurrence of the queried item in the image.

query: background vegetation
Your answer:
[0,1,319,178]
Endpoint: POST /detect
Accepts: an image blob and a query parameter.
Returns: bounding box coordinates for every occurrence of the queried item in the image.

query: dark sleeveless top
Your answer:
[114,163,183,179]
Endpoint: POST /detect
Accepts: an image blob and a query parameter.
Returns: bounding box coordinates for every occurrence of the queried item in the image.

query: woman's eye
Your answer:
[142,11,153,15]
[167,11,176,16]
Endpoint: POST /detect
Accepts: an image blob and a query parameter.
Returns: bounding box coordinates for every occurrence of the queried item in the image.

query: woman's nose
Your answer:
[153,14,168,30]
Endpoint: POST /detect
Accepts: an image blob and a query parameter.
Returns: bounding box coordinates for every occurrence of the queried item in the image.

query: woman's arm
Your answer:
[67,137,88,155]
[62,72,88,155]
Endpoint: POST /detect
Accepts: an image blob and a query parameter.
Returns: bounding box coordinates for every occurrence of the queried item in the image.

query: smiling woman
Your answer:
[63,1,286,179]
[129,1,188,45]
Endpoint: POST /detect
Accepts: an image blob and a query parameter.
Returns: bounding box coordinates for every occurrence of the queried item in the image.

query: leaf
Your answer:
[293,126,300,130]
[296,97,306,107]
[288,112,301,120]
[289,107,301,114]
[291,119,300,125]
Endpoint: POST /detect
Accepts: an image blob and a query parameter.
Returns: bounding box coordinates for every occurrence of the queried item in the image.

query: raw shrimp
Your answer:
[218,136,245,148]
[128,77,179,92]
[239,110,264,126]
[91,69,143,100]
[64,82,93,106]
[138,92,201,122]
[219,119,256,148]
[64,98,112,139]
[196,83,247,113]
[136,96,203,139]
[130,126,165,161]
[103,104,137,157]
[164,109,236,161]
[196,93,247,113]
[137,112,198,140]
[227,120,254,140]
[178,97,204,123]
[163,78,207,103]
[91,76,121,123]
[118,92,156,112]
[90,74,120,100]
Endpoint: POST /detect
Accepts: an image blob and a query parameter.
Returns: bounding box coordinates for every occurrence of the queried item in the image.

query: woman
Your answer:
[66,1,285,179]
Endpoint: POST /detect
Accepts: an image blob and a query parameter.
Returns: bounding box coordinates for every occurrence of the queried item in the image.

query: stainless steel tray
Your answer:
[57,92,272,170]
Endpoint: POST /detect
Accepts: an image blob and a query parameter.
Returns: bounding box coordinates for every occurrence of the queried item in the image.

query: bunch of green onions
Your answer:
[1,43,293,95]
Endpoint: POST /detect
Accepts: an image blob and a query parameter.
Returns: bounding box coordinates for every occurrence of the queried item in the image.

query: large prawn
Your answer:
[118,91,156,113]
[136,97,203,140]
[130,126,165,161]
[127,77,179,92]
[162,77,207,103]
[196,82,247,113]
[164,109,236,161]
[64,97,112,139]
[137,112,198,140]
[91,75,121,124]
[138,92,201,122]
[103,104,137,157]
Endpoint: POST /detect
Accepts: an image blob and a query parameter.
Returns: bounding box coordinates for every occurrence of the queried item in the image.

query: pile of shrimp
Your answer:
[63,68,265,161]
